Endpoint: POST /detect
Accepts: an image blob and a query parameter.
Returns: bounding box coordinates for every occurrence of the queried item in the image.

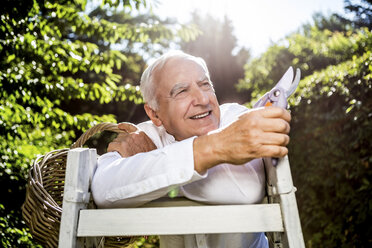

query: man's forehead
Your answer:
[165,57,206,73]
[154,57,208,85]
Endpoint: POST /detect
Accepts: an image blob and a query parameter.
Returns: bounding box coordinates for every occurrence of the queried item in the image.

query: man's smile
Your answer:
[190,111,212,120]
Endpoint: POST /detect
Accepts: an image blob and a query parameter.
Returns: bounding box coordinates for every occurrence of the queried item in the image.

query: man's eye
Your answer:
[176,89,187,96]
[202,82,211,88]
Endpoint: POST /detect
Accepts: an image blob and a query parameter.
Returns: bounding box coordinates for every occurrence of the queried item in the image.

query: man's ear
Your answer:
[144,104,163,127]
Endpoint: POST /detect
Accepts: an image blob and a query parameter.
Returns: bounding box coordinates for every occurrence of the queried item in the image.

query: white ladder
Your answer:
[58,148,305,248]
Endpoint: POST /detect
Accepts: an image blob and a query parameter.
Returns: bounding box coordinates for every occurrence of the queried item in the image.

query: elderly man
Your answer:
[92,51,291,248]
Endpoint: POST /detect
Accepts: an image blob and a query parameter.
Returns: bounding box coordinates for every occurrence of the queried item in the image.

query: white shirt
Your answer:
[92,103,268,248]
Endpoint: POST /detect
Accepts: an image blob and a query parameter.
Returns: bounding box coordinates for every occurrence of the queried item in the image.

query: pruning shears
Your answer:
[253,66,301,166]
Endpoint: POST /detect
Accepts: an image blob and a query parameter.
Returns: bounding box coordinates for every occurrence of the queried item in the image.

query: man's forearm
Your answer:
[93,137,204,208]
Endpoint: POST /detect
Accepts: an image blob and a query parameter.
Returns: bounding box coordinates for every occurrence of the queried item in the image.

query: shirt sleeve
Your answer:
[91,137,207,208]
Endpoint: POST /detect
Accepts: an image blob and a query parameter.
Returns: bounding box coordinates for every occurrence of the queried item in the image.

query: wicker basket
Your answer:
[22,123,137,247]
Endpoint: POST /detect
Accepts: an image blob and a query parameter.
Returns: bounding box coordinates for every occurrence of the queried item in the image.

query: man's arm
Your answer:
[193,106,291,174]
[109,107,290,175]
[94,106,290,207]
[92,123,204,208]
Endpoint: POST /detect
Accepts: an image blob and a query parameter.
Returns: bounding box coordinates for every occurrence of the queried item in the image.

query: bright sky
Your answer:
[151,0,346,57]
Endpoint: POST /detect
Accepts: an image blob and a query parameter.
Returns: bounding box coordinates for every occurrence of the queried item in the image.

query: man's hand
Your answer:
[194,106,291,174]
[107,122,156,157]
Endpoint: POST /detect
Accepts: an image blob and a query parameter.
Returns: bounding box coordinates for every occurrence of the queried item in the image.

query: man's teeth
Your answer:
[191,112,209,119]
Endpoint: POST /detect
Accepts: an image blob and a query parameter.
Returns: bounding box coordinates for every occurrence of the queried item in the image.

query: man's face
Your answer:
[150,57,220,141]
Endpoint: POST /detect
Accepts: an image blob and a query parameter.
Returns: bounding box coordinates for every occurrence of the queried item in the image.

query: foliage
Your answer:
[239,12,372,246]
[0,204,42,248]
[342,0,372,29]
[66,5,201,123]
[308,0,372,32]
[238,27,371,103]
[133,235,159,248]
[288,50,372,247]
[180,12,251,104]
[0,0,198,246]
[306,12,353,32]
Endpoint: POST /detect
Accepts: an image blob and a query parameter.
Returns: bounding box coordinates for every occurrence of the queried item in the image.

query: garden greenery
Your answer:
[239,27,371,247]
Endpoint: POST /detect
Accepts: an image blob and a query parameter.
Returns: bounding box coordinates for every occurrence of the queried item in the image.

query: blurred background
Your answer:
[1,0,371,247]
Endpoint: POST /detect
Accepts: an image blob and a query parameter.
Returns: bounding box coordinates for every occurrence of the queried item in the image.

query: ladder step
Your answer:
[77,204,284,236]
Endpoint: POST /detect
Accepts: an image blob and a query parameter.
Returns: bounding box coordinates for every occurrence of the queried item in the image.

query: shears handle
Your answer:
[254,87,288,166]
[253,67,300,167]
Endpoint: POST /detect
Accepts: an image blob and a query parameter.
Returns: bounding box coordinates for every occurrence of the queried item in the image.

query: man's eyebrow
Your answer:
[197,76,209,83]
[169,76,210,97]
[169,82,189,97]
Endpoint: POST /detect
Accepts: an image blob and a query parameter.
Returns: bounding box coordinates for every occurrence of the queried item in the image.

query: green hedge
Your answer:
[240,27,372,247]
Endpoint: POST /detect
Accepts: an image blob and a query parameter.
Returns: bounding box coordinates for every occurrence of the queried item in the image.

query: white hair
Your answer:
[140,50,211,110]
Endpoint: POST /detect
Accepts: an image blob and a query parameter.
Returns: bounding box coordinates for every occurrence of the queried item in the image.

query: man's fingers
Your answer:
[117,122,139,133]
[261,133,290,146]
[260,106,291,122]
[260,118,290,134]
[239,107,291,132]
[260,145,288,158]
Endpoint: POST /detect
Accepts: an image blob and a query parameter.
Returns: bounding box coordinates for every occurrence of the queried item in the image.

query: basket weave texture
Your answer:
[22,123,137,247]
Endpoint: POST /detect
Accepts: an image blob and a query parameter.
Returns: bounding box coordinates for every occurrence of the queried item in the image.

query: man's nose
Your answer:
[191,87,209,105]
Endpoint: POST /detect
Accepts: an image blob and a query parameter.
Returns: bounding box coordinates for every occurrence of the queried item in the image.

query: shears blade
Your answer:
[275,66,294,92]
[275,66,301,98]
[286,68,301,97]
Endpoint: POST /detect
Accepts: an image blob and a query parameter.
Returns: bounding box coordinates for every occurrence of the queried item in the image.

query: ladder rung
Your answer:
[77,204,284,236]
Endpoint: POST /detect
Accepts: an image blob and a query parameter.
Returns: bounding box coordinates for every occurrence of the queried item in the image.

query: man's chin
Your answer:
[195,124,219,137]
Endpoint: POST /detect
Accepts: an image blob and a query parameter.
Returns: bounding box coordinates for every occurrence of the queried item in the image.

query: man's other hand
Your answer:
[107,122,156,157]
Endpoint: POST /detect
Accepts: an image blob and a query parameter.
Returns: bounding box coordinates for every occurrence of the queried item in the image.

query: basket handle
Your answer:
[70,122,127,149]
